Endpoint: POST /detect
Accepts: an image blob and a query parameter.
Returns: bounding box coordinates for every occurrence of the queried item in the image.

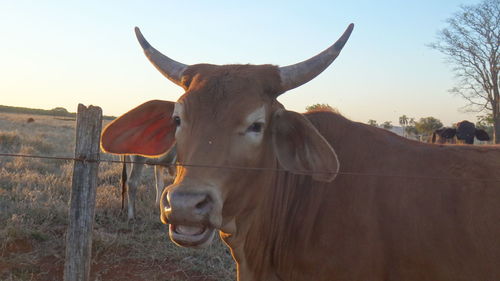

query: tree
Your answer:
[305,103,339,113]
[399,115,409,137]
[476,113,495,138]
[414,117,443,137]
[382,121,393,129]
[405,118,419,137]
[367,119,378,127]
[51,107,69,114]
[429,0,500,143]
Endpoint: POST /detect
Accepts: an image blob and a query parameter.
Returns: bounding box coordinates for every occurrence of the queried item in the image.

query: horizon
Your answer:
[1,0,485,127]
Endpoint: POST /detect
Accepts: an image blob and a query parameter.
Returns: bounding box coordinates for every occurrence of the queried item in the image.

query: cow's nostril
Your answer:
[195,196,211,213]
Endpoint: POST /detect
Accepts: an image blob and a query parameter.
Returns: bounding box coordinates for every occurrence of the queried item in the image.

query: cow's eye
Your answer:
[173,116,181,127]
[247,122,263,133]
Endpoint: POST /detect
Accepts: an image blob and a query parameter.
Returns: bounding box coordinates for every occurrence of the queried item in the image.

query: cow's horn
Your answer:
[279,23,354,93]
[135,27,188,87]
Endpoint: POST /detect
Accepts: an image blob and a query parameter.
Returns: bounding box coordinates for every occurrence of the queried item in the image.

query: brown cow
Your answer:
[101,24,500,281]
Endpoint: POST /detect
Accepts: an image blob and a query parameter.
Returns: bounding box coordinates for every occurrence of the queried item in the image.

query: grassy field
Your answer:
[0,112,235,280]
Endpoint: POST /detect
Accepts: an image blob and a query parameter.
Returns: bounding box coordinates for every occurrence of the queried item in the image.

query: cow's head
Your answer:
[101,24,353,247]
[455,120,490,144]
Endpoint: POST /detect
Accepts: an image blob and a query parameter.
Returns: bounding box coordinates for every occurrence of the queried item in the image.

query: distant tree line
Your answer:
[369,116,443,137]
[0,105,116,120]
[305,103,494,142]
[368,114,495,142]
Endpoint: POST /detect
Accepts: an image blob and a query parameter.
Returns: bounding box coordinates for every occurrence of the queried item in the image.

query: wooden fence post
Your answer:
[64,104,102,281]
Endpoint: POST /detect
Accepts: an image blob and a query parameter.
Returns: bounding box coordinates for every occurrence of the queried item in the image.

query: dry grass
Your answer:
[0,112,235,280]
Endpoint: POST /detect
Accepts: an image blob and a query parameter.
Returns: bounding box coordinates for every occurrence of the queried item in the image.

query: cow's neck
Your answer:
[221,112,353,280]
[222,170,330,280]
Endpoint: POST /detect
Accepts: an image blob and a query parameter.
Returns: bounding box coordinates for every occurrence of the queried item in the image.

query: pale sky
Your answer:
[0,0,484,126]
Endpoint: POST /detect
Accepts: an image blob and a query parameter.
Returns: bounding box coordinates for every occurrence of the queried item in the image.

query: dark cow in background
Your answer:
[430,120,490,144]
[101,24,500,281]
[430,127,457,144]
[453,120,490,144]
[121,147,176,220]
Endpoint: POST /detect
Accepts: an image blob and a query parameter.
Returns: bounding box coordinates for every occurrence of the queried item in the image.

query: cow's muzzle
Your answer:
[160,184,222,248]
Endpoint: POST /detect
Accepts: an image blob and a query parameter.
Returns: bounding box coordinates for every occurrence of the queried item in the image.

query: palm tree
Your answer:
[399,115,409,137]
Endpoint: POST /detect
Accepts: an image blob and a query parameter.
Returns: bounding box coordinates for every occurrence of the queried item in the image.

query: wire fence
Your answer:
[2,105,499,281]
[1,152,500,183]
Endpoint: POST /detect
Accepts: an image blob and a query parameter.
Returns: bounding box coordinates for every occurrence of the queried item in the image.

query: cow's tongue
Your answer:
[175,225,205,236]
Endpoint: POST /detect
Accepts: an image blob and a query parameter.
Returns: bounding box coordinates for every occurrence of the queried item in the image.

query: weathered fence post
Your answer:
[64,104,102,281]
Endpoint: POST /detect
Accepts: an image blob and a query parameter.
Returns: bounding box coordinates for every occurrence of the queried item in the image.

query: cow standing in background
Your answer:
[430,120,490,144]
[101,24,500,281]
[121,146,176,220]
[430,127,457,144]
[453,120,490,144]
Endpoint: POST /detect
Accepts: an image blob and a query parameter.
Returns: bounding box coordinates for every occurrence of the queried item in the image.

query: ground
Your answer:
[0,111,235,281]
[1,238,220,281]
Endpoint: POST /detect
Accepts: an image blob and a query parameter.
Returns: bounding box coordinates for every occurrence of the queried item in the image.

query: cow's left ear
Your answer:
[475,129,490,141]
[271,109,339,182]
[101,100,176,156]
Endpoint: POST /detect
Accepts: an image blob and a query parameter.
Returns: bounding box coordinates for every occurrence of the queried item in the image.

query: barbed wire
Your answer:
[0,152,499,182]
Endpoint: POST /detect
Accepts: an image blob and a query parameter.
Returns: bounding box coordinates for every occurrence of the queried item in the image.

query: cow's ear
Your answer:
[271,109,339,182]
[101,100,176,156]
[475,129,490,141]
[440,128,457,138]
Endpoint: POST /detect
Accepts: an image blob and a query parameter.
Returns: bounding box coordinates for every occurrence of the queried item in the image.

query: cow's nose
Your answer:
[162,191,213,223]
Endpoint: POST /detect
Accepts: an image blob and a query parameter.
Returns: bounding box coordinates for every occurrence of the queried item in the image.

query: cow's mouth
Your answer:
[169,224,216,248]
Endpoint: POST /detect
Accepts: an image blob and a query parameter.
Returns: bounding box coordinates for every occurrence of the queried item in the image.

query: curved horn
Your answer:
[134,27,188,87]
[279,23,354,93]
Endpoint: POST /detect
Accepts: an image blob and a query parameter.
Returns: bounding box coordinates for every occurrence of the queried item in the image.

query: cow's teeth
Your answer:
[176,225,205,236]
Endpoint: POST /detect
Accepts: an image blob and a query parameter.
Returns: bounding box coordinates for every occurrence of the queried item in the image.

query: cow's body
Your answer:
[101,24,500,280]
[225,111,500,280]
[429,127,457,144]
[120,148,176,219]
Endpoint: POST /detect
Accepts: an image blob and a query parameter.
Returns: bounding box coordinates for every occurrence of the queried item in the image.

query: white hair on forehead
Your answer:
[245,105,266,124]
[173,102,184,116]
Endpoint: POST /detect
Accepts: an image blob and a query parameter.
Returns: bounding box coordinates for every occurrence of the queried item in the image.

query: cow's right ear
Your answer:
[440,128,457,138]
[101,100,176,156]
[475,129,490,141]
[271,109,339,182]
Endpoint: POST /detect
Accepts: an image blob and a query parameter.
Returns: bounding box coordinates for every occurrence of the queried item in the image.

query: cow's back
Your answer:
[294,111,500,280]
